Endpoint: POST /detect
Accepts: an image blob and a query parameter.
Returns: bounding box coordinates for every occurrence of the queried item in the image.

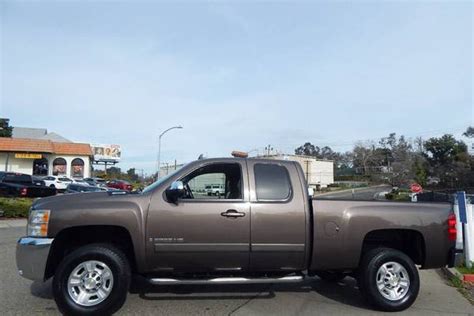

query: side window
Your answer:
[254,163,292,201]
[181,163,242,200]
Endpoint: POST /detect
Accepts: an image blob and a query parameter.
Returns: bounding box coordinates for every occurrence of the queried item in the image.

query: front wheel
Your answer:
[358,247,419,312]
[53,244,131,316]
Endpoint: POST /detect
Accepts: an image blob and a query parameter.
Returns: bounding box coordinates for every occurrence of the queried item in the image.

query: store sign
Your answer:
[15,153,42,159]
[92,144,121,162]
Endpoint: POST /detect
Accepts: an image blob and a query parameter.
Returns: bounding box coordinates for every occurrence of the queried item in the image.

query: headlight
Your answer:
[28,210,50,237]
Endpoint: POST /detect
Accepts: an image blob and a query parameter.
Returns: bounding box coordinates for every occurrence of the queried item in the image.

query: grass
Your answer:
[457,264,474,275]
[0,197,33,218]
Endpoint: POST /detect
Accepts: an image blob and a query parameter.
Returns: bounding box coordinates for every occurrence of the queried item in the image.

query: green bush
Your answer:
[385,191,411,201]
[0,198,33,218]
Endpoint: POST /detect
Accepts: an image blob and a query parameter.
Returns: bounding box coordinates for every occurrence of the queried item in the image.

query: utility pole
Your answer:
[157,126,183,180]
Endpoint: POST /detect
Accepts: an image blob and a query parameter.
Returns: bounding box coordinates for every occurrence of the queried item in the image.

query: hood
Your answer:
[32,191,142,211]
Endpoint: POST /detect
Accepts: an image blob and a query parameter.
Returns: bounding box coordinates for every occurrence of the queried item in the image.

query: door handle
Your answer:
[221,209,246,218]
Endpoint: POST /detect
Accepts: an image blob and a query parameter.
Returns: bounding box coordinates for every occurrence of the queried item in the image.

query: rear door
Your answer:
[247,160,308,272]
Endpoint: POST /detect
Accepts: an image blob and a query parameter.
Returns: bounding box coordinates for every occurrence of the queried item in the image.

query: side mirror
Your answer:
[166,181,185,204]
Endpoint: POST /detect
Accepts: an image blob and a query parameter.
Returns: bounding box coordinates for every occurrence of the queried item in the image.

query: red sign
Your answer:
[410,183,423,193]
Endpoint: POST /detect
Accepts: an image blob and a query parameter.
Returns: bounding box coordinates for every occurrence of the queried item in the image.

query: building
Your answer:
[0,137,93,179]
[260,154,334,188]
[12,126,72,143]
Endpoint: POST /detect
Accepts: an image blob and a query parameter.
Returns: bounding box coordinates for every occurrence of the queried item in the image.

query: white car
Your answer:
[42,176,74,191]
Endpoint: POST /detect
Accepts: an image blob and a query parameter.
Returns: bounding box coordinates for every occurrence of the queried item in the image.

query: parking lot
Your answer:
[0,223,472,315]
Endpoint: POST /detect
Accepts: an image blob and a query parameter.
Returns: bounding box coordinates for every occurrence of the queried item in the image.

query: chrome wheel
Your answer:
[67,260,114,306]
[376,261,410,301]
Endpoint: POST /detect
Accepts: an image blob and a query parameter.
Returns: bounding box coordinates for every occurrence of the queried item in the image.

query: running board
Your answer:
[148,275,304,285]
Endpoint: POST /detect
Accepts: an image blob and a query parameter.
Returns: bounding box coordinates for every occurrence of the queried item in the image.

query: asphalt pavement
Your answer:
[1,224,472,315]
[315,185,393,201]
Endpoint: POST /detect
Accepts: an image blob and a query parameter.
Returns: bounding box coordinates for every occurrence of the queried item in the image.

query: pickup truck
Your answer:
[0,172,56,198]
[16,157,458,315]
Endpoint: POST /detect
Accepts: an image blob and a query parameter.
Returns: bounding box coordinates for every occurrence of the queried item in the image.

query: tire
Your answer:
[53,243,131,316]
[315,271,346,282]
[50,184,56,188]
[358,247,419,312]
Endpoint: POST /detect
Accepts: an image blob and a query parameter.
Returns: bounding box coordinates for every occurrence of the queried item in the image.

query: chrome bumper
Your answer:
[16,237,54,281]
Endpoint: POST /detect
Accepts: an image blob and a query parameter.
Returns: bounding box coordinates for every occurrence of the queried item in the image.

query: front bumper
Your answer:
[16,237,54,281]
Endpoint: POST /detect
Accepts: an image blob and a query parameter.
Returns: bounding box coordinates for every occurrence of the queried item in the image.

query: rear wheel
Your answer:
[53,244,130,316]
[358,248,419,312]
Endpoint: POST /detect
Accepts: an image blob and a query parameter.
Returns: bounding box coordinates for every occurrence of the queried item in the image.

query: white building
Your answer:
[260,154,334,188]
[0,137,93,179]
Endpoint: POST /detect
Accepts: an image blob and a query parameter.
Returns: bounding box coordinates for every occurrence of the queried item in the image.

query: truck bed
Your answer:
[310,199,453,271]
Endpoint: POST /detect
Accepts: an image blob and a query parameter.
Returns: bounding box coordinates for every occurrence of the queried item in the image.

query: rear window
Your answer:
[254,164,292,201]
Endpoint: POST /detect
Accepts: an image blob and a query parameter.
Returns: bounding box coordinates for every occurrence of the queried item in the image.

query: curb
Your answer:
[442,267,463,281]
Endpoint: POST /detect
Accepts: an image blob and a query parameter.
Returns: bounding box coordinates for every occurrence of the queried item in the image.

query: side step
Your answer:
[149,275,304,285]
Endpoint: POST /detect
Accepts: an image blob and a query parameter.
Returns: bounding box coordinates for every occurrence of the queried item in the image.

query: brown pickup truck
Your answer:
[16,157,459,315]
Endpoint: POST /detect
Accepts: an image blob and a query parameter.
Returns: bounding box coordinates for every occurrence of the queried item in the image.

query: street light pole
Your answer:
[157,126,183,180]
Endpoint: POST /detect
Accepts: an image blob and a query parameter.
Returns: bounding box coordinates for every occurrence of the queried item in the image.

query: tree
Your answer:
[463,126,474,138]
[352,142,380,175]
[423,134,470,187]
[294,142,338,160]
[0,118,13,137]
[126,168,139,182]
[295,142,318,156]
[106,167,122,179]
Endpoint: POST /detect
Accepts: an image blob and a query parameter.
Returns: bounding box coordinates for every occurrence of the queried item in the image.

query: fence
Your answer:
[454,192,474,268]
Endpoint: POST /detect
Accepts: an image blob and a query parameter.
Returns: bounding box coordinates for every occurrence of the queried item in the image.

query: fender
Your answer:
[33,192,150,272]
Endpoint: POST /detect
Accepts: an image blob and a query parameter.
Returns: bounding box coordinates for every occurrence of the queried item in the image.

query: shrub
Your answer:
[0,198,33,218]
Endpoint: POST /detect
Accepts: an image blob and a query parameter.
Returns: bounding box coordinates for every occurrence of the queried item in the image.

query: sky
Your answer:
[1,0,472,174]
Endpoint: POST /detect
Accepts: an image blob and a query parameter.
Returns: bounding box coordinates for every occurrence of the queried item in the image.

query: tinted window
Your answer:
[4,174,31,184]
[254,164,291,201]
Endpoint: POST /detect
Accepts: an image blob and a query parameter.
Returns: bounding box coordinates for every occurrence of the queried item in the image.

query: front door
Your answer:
[146,161,250,273]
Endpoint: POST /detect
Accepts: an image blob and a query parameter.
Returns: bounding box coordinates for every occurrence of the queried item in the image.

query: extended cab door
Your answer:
[145,161,250,273]
[247,160,308,272]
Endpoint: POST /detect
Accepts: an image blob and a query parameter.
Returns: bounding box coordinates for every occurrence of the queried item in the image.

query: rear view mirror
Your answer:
[166,181,185,204]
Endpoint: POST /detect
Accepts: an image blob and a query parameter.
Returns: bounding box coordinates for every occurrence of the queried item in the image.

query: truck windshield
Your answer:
[142,168,183,194]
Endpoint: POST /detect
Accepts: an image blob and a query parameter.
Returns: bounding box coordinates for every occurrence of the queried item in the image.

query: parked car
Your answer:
[205,184,225,196]
[107,179,132,191]
[31,176,46,187]
[42,176,73,191]
[83,177,107,187]
[0,172,56,197]
[16,157,458,315]
[65,183,105,194]
[71,179,90,185]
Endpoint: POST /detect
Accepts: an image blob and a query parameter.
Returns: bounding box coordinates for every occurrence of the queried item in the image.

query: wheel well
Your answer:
[360,229,425,266]
[45,225,136,279]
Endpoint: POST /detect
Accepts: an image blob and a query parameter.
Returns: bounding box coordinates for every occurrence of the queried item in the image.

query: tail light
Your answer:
[20,188,28,196]
[447,213,457,241]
